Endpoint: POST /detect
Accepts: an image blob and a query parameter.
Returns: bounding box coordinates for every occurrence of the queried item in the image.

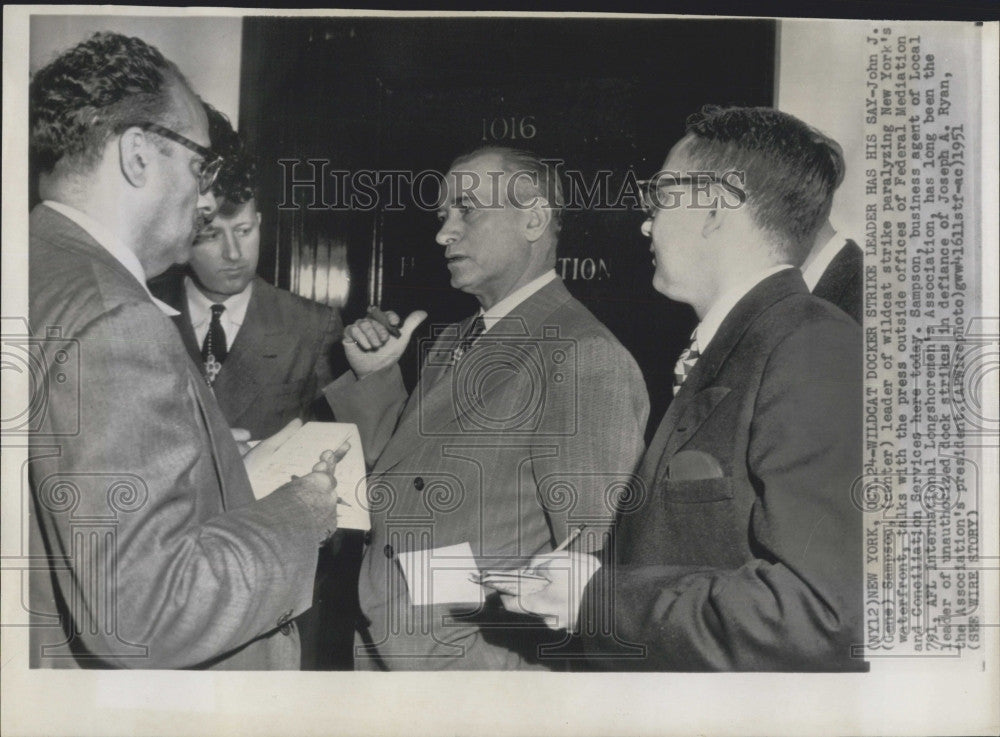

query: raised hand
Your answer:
[342,309,427,378]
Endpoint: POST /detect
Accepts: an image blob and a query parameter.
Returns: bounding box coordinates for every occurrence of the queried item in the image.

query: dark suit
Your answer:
[28,205,337,669]
[581,269,865,671]
[153,275,342,439]
[813,238,862,324]
[328,278,649,669]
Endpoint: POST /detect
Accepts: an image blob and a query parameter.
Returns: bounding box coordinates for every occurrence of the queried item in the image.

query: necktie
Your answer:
[202,303,228,386]
[451,315,486,364]
[672,329,700,396]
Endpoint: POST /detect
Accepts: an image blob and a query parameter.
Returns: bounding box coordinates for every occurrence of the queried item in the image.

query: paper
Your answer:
[247,422,370,531]
[396,542,483,607]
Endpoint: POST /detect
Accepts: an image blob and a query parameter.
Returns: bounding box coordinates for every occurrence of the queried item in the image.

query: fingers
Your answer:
[344,319,388,350]
[399,310,428,341]
[230,427,251,442]
[312,440,351,477]
[344,309,426,352]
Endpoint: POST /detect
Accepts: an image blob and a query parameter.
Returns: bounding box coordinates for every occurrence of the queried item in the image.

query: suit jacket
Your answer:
[27,205,338,669]
[581,269,865,671]
[813,238,863,324]
[153,275,341,439]
[326,278,649,669]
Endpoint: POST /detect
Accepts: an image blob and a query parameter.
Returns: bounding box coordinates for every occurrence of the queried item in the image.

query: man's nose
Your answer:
[222,230,241,261]
[435,218,458,247]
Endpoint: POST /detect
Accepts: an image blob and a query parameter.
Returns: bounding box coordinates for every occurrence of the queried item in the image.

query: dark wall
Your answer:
[239,17,776,434]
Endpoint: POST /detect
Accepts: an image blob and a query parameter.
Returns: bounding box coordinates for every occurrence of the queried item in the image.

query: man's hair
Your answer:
[449,146,565,237]
[204,102,256,207]
[681,105,844,264]
[30,32,189,175]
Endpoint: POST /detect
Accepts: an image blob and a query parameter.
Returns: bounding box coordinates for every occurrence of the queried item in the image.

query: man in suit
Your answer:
[151,104,343,440]
[327,147,649,669]
[28,32,345,669]
[510,106,865,671]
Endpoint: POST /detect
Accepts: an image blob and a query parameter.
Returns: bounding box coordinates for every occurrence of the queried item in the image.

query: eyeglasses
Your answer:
[637,173,747,216]
[141,122,223,194]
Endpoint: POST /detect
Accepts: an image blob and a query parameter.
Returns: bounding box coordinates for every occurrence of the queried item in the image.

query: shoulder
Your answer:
[252,278,338,328]
[548,292,644,377]
[758,292,861,375]
[30,231,160,341]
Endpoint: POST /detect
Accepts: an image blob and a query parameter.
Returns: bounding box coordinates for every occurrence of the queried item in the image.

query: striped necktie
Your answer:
[672,329,700,396]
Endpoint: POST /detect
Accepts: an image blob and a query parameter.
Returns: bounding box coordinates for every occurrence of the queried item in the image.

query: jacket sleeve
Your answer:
[31,301,339,668]
[310,303,343,404]
[582,317,864,670]
[323,364,410,467]
[531,333,649,548]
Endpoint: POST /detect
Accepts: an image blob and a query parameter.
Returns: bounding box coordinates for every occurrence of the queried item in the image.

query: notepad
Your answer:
[247,421,370,531]
[396,542,484,606]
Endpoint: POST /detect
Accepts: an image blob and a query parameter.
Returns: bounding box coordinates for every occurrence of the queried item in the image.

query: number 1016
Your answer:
[482,115,537,141]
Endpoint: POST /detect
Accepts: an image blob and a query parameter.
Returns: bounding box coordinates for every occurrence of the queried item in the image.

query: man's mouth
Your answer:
[446,255,467,265]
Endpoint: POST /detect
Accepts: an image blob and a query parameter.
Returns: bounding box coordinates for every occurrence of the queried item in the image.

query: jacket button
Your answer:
[413,477,425,491]
[384,544,394,559]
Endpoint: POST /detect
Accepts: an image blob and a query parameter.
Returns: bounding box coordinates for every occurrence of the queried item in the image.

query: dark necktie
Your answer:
[202,303,228,385]
[672,329,700,396]
[450,315,486,364]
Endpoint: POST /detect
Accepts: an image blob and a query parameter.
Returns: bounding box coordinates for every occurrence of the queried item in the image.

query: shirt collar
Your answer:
[800,228,846,291]
[479,269,558,330]
[184,275,254,329]
[42,200,180,317]
[695,264,794,352]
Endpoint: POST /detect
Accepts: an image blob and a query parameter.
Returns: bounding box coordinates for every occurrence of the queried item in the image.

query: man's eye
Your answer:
[195,229,220,242]
[235,227,252,237]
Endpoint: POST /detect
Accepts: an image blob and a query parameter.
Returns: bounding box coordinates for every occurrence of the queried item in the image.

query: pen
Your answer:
[552,524,586,554]
[367,305,401,338]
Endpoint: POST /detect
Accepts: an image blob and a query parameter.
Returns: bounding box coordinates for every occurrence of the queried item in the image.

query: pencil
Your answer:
[552,524,585,553]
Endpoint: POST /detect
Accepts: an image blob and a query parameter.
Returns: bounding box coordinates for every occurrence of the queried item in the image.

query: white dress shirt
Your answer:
[478,269,558,331]
[42,200,179,317]
[184,276,254,348]
[800,229,846,292]
[695,264,794,352]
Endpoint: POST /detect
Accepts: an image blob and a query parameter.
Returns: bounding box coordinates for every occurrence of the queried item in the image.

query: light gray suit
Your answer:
[328,278,649,669]
[28,205,337,669]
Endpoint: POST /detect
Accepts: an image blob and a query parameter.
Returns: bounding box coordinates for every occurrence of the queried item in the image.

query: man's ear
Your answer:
[700,189,728,239]
[255,211,262,226]
[523,197,552,244]
[119,127,152,188]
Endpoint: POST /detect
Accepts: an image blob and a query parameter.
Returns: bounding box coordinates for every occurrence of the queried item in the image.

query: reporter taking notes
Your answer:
[506,107,865,672]
[28,33,347,669]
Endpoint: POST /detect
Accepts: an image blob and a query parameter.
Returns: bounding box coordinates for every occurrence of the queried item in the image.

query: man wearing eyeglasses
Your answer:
[508,106,866,671]
[27,32,346,670]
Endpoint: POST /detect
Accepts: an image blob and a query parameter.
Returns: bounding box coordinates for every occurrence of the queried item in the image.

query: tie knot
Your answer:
[210,304,225,319]
[467,315,486,340]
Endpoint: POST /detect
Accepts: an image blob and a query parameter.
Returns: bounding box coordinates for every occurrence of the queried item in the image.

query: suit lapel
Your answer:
[211,279,278,422]
[652,269,809,472]
[374,279,574,474]
[174,299,203,370]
